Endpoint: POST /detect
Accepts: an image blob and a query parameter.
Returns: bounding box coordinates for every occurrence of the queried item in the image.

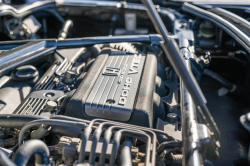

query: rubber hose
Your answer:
[44,9,64,24]
[203,69,236,91]
[18,119,86,147]
[156,156,165,166]
[0,114,82,138]
[50,115,89,137]
[0,114,48,128]
[13,139,49,166]
[30,125,50,139]
[80,45,101,61]
[157,141,181,155]
[0,138,18,148]
[51,115,90,123]
[76,62,86,74]
[25,123,81,139]
[84,58,96,72]
[0,149,16,166]
[88,45,101,58]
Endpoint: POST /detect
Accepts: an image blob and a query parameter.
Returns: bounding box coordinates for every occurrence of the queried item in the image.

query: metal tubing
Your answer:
[56,35,160,48]
[54,58,68,76]
[182,3,250,54]
[58,20,73,40]
[142,0,220,155]
[182,3,250,45]
[88,123,105,165]
[14,116,160,165]
[0,41,55,77]
[0,35,161,50]
[141,0,206,107]
[78,120,96,163]
[13,116,160,165]
[178,32,220,139]
[110,129,151,166]
[9,115,162,165]
[100,126,120,166]
[178,29,220,165]
[97,122,157,166]
[211,7,250,31]
[180,59,202,166]
[198,105,220,140]
[79,118,171,139]
[79,118,158,165]
[120,139,133,166]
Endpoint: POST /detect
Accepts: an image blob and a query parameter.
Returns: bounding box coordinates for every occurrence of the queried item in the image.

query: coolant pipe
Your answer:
[13,139,49,166]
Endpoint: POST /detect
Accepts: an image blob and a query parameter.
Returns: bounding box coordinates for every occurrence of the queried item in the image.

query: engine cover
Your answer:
[65,48,161,127]
[85,50,145,121]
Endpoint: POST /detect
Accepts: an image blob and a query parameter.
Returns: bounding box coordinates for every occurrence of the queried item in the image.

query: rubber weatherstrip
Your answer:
[182,2,250,54]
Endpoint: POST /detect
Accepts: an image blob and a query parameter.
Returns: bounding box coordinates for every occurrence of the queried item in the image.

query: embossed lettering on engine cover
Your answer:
[85,52,146,121]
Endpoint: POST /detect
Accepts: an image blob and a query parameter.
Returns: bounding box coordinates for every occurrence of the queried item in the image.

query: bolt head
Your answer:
[167,113,178,123]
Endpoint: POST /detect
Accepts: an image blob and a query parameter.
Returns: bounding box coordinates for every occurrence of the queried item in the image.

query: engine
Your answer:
[9,46,166,128]
[64,49,164,127]
[2,0,250,166]
[0,41,173,165]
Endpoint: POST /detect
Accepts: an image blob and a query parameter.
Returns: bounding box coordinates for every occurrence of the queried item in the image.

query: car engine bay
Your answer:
[0,0,250,166]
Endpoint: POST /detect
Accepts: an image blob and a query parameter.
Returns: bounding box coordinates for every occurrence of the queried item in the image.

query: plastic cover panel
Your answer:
[85,51,146,121]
